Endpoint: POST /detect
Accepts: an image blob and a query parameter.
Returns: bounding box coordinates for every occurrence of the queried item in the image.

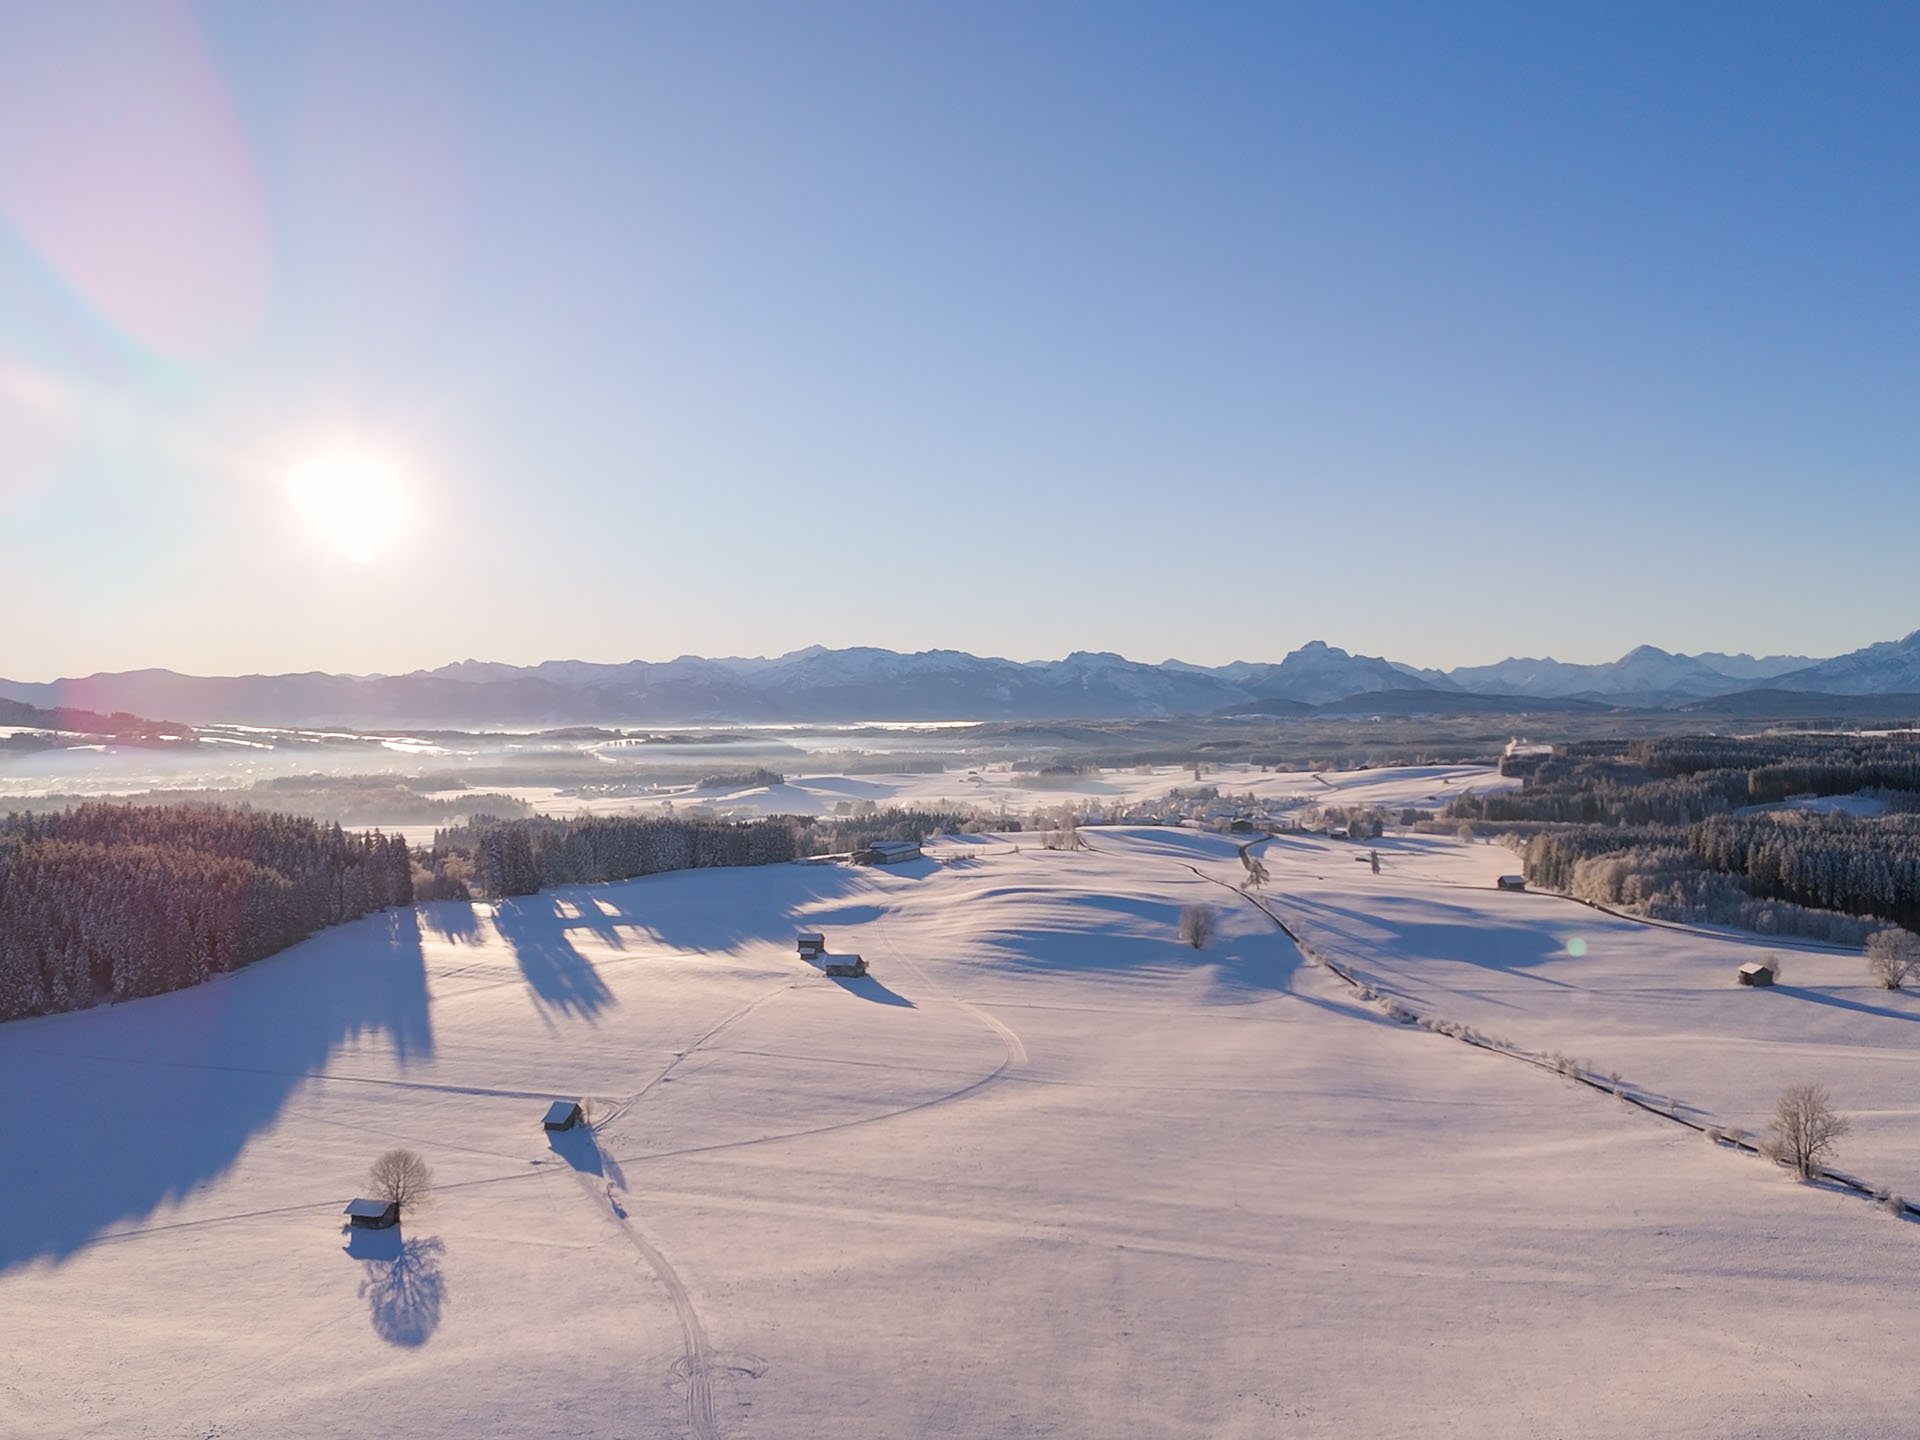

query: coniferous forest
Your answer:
[1451,734,1920,944]
[0,801,977,1024]
[0,805,413,1022]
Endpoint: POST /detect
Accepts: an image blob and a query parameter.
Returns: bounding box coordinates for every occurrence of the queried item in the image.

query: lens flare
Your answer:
[285,448,412,563]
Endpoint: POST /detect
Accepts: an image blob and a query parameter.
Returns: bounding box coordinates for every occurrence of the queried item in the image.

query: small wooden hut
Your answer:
[344,1197,400,1230]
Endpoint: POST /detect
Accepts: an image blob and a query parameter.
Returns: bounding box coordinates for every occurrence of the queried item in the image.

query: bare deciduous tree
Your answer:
[369,1148,435,1216]
[1240,850,1270,891]
[1763,1083,1850,1181]
[1177,903,1216,950]
[1866,929,1920,991]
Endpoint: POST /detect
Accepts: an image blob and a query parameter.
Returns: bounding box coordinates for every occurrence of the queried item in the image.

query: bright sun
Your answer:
[285,448,413,563]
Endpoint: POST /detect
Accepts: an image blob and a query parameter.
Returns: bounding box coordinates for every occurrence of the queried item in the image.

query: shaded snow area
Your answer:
[4,821,1919,1437]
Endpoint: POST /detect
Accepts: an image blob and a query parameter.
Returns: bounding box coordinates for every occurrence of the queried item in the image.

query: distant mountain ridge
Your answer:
[1420,644,1815,704]
[2,631,1915,728]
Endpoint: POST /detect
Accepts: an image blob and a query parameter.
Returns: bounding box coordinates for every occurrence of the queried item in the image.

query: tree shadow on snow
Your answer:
[1285,895,1582,990]
[418,901,483,945]
[977,891,1301,995]
[0,908,434,1274]
[570,863,870,957]
[490,897,617,1020]
[801,903,886,927]
[1775,985,1920,1026]
[1103,829,1246,864]
[352,1232,448,1347]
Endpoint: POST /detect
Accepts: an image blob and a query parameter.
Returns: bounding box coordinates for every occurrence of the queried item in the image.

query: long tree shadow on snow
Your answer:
[1775,985,1920,1026]
[1284,894,1585,993]
[0,908,434,1274]
[490,896,616,1020]
[347,1231,448,1347]
[490,864,894,1015]
[975,890,1302,995]
[418,900,483,945]
[572,862,874,957]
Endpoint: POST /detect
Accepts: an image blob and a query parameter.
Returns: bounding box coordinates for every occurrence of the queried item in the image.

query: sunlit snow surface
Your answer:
[3,798,1917,1437]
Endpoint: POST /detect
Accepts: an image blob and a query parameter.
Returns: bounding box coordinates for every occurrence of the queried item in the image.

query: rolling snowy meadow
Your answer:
[4,767,1919,1437]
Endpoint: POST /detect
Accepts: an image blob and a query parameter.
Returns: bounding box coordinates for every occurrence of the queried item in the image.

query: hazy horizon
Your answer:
[6,626,1913,690]
[3,3,1915,680]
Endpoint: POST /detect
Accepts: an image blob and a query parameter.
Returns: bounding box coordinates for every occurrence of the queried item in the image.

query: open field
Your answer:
[4,789,1918,1436]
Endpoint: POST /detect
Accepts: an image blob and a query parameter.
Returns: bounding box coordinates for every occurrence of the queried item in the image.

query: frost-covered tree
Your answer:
[369,1149,434,1216]
[1763,1083,1850,1181]
[1177,904,1216,949]
[1867,929,1920,991]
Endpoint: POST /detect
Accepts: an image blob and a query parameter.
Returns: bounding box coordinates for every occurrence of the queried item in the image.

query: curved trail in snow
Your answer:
[568,970,818,1439]
[569,1168,721,1440]
[873,914,1028,1074]
[557,881,1025,1440]
[593,971,814,1133]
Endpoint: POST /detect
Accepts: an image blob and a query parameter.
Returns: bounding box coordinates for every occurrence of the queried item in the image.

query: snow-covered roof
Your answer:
[797,931,825,944]
[343,1198,394,1218]
[1739,960,1776,975]
[544,1099,582,1125]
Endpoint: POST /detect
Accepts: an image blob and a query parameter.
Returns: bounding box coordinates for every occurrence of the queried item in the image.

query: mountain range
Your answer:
[3,632,1918,730]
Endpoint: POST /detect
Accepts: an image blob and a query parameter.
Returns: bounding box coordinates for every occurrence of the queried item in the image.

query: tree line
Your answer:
[1473,733,1920,944]
[418,807,979,899]
[0,805,412,1022]
[0,798,985,1026]
[1466,735,1920,828]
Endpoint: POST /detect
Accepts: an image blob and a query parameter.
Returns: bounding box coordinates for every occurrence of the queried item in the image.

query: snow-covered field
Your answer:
[4,779,1918,1437]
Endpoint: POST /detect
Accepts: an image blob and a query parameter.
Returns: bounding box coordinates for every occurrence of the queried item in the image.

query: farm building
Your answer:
[823,953,868,977]
[797,931,825,960]
[1737,960,1777,987]
[543,1100,585,1131]
[343,1198,400,1230]
[1497,875,1528,892]
[858,838,922,865]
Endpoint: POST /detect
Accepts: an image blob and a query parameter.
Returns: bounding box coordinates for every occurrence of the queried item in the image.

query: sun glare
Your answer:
[285,448,413,563]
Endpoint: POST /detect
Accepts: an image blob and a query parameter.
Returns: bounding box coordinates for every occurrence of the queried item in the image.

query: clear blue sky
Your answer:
[1,1,1914,680]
